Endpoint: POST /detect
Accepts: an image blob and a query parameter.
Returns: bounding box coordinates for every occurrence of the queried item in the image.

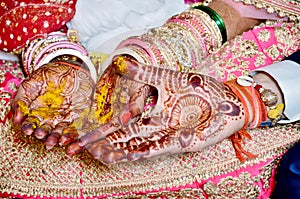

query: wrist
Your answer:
[251,59,300,124]
[22,30,97,82]
[225,78,268,129]
[208,0,261,40]
[251,72,283,105]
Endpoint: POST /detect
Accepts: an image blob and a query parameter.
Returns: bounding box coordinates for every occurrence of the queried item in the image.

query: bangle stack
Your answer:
[116,5,227,73]
[225,78,267,130]
[22,30,97,82]
[236,75,284,127]
[191,4,227,45]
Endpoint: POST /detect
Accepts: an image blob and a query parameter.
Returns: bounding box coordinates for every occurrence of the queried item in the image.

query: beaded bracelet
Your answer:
[191,4,227,44]
[147,25,200,70]
[237,75,284,126]
[225,78,267,130]
[116,37,158,65]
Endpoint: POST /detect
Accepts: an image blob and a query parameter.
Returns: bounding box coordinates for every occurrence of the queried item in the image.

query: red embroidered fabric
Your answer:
[0,0,77,52]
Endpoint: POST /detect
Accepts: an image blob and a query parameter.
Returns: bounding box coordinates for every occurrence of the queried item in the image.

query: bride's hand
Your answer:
[68,56,250,164]
[66,56,152,156]
[12,61,95,149]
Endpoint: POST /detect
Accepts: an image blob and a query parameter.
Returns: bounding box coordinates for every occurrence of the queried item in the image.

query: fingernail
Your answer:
[128,150,148,161]
[46,144,54,150]
[59,133,78,146]
[34,127,48,140]
[66,142,84,157]
[120,112,132,126]
[45,133,60,150]
[78,139,85,147]
[22,123,35,135]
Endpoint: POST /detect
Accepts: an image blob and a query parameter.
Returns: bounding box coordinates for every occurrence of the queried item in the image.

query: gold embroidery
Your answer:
[240,40,259,58]
[204,172,261,198]
[208,21,300,81]
[267,45,281,60]
[203,157,282,198]
[258,29,271,42]
[1,22,300,197]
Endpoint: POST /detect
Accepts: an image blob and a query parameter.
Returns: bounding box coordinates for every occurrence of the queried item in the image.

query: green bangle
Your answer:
[192,5,227,44]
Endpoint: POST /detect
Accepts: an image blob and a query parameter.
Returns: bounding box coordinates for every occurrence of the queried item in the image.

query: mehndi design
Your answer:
[67,56,253,164]
[13,61,95,149]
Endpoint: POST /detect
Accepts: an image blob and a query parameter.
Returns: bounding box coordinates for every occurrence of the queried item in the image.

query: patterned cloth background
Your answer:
[0,21,300,199]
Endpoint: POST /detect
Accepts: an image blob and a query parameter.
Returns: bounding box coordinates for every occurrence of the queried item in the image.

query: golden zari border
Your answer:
[1,110,299,198]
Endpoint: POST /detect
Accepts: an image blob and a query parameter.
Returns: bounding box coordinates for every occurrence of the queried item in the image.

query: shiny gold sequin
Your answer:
[258,30,271,42]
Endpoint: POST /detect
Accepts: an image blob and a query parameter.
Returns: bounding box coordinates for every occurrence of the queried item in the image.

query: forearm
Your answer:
[103,1,263,74]
[208,0,262,41]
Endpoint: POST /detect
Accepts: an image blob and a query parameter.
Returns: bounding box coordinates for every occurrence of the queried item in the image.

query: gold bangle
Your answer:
[191,4,227,44]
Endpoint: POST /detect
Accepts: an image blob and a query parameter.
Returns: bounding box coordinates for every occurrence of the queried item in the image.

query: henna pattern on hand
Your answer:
[13,62,95,149]
[79,57,246,164]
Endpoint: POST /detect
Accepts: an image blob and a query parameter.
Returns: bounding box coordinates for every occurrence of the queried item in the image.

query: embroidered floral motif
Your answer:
[209,21,300,82]
[204,172,261,198]
[1,21,300,198]
[258,29,271,42]
[240,40,259,58]
[267,45,281,60]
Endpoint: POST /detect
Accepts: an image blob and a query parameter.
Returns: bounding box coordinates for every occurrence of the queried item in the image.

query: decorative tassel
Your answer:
[229,129,258,162]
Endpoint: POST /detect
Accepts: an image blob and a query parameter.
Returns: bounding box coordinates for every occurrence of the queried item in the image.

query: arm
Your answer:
[67,56,275,164]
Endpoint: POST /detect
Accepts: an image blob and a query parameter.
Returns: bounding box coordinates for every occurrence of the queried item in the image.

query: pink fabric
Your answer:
[0,0,76,52]
[0,60,23,95]
[208,22,300,82]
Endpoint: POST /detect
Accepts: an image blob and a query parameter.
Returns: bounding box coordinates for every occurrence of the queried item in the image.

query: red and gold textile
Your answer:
[1,20,300,198]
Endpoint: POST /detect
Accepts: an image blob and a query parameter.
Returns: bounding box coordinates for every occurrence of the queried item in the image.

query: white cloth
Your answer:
[68,0,188,53]
[254,60,300,124]
[0,51,19,61]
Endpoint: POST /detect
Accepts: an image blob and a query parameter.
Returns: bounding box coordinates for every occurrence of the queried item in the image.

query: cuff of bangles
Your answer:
[236,75,282,127]
[22,30,97,82]
[191,4,227,44]
[251,60,300,124]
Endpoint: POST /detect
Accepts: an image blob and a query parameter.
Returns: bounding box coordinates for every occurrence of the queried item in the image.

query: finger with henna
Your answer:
[79,118,121,147]
[59,126,79,146]
[45,132,61,150]
[65,141,85,157]
[21,116,39,135]
[11,100,27,125]
[33,124,51,140]
[44,122,68,150]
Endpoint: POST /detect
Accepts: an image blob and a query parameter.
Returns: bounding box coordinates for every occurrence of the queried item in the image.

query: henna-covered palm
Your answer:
[66,58,152,156]
[12,61,96,149]
[68,56,248,164]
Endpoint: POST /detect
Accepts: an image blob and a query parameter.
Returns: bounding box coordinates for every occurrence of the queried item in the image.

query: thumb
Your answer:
[112,55,178,88]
